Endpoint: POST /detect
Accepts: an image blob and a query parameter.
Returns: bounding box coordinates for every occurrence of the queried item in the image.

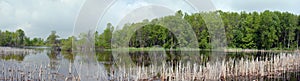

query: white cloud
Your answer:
[212,0,300,14]
[16,23,32,30]
[0,0,85,38]
[97,0,198,32]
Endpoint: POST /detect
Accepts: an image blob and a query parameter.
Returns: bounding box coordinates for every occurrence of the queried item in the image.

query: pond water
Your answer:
[0,48,299,80]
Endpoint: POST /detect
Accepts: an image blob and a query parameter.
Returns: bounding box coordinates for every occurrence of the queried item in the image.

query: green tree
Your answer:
[15,29,25,47]
[258,11,279,49]
[24,37,32,46]
[240,14,255,48]
[3,31,13,46]
[46,31,59,47]
[0,30,3,46]
[185,13,209,49]
[251,12,261,49]
[31,38,44,46]
[296,15,300,49]
[61,36,74,51]
[96,23,114,49]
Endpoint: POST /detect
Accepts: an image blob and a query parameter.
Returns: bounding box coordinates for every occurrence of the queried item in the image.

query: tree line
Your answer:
[95,10,300,50]
[0,29,44,47]
[1,10,300,50]
[220,10,300,49]
[0,29,75,51]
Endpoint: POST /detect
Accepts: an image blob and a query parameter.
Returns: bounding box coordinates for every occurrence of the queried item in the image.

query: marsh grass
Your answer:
[0,60,79,81]
[109,52,300,80]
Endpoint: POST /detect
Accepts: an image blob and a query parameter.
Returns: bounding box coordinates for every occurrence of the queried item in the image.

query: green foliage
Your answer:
[185,13,209,49]
[31,38,44,46]
[15,29,25,46]
[128,24,177,48]
[218,10,299,50]
[296,15,300,48]
[61,36,74,51]
[95,23,114,49]
[0,29,46,47]
[103,10,300,50]
[46,31,59,47]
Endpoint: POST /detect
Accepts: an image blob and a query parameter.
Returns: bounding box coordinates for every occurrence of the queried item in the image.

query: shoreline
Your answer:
[1,46,299,53]
[0,47,37,55]
[96,47,300,53]
[224,48,299,53]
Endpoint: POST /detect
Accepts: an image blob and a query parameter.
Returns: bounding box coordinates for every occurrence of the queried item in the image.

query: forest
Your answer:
[0,10,300,50]
[97,10,300,50]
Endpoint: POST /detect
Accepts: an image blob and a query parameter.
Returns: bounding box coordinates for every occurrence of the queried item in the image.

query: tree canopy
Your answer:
[95,10,300,50]
[0,29,44,47]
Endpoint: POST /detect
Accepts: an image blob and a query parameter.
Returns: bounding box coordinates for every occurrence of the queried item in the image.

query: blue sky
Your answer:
[0,0,299,39]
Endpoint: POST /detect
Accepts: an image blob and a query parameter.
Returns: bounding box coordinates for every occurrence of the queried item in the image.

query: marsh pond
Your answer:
[0,47,299,81]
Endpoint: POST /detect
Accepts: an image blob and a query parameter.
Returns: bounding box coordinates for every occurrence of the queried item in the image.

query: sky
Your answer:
[0,0,299,39]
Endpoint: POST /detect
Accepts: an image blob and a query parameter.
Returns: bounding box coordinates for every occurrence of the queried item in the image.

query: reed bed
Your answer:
[0,47,37,55]
[0,52,299,80]
[0,61,80,81]
[109,53,300,81]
